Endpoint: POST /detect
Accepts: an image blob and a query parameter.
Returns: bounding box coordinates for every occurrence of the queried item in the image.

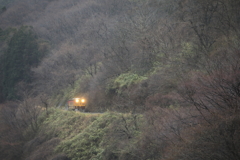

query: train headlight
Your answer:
[75,99,79,103]
[81,99,85,103]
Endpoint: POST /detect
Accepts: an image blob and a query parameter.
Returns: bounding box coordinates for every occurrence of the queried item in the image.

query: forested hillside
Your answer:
[0,0,240,160]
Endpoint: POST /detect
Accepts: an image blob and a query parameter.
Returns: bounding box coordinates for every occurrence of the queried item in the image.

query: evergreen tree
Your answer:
[1,26,44,100]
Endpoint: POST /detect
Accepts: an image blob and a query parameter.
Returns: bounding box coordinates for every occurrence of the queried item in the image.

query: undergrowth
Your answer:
[39,109,143,160]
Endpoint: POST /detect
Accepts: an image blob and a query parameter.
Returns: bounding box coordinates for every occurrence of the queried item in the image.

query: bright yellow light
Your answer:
[81,99,85,103]
[75,99,79,103]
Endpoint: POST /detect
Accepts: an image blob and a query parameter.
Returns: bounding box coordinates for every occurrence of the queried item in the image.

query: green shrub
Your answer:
[108,72,147,94]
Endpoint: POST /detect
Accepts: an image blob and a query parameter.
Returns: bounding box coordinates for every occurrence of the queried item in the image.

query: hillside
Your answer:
[23,110,145,160]
[0,0,240,160]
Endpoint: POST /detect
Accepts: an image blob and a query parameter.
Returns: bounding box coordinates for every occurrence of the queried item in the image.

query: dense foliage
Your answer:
[0,0,240,160]
[0,26,46,100]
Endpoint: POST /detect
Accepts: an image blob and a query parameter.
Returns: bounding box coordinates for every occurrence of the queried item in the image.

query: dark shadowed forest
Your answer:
[0,0,240,159]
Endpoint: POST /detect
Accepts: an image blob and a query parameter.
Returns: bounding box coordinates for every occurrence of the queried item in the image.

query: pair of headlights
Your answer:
[75,98,85,103]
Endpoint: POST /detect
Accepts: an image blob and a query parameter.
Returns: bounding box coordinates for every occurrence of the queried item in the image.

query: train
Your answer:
[67,98,86,111]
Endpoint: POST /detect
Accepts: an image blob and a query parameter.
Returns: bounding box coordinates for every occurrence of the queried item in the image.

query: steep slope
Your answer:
[1,0,240,160]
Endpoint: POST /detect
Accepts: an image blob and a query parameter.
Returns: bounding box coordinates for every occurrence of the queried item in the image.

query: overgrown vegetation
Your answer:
[0,0,240,159]
[108,72,148,94]
[23,109,143,160]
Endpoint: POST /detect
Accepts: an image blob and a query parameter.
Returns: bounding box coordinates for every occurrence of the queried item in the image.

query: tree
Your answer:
[1,26,45,100]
